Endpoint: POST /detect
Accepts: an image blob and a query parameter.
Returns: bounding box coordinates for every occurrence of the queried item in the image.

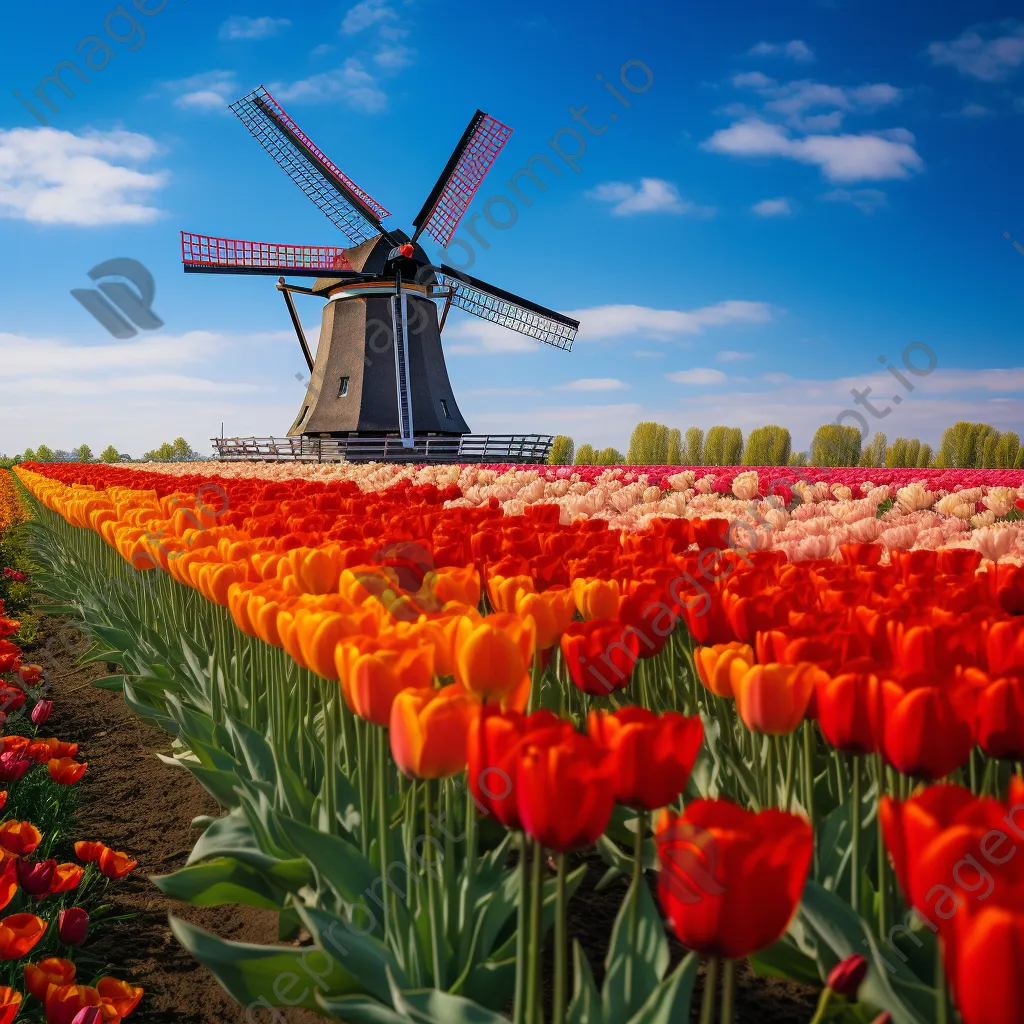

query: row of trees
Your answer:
[1,437,202,466]
[550,420,1024,469]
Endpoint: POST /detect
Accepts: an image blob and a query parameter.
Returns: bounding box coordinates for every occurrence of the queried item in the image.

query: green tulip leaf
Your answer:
[624,950,699,1024]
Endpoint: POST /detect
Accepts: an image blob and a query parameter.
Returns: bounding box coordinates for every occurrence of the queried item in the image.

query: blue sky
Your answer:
[1,0,1023,457]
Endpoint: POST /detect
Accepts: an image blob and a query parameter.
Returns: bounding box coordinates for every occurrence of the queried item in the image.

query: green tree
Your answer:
[35,445,54,462]
[918,443,934,468]
[574,443,596,466]
[595,447,624,465]
[143,441,176,462]
[20,449,35,462]
[666,428,682,466]
[742,425,792,466]
[99,445,121,464]
[994,431,1021,469]
[627,421,670,465]
[935,421,999,469]
[860,432,887,468]
[172,437,199,461]
[702,426,743,466]
[788,451,809,467]
[74,444,93,463]
[684,427,704,466]
[548,436,575,466]
[809,424,861,467]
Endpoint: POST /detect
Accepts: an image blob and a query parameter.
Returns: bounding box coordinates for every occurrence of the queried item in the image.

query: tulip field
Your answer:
[5,457,1024,1023]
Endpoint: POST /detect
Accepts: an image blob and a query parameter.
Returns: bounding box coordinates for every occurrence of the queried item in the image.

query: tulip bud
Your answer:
[71,1008,103,1024]
[31,700,53,726]
[58,907,90,947]
[827,954,869,999]
[16,857,56,896]
[870,1014,892,1024]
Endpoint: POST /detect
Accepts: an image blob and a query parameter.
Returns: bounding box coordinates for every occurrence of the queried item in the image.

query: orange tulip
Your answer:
[571,577,620,620]
[0,986,19,1024]
[26,738,78,763]
[0,914,46,959]
[292,608,375,681]
[25,956,76,1000]
[487,572,535,613]
[453,613,535,704]
[429,566,480,608]
[0,860,15,912]
[48,758,87,785]
[73,841,105,864]
[44,984,105,1024]
[694,642,755,699]
[97,976,144,1017]
[390,684,476,779]
[515,587,577,650]
[0,820,41,857]
[49,863,84,894]
[733,662,823,735]
[337,638,435,727]
[98,848,136,880]
[0,792,6,813]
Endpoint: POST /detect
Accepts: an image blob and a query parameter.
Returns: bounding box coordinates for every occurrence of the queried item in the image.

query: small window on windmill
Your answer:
[338,376,350,398]
[440,399,451,419]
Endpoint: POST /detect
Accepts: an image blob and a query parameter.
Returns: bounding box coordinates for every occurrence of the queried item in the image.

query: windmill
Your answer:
[181,86,579,454]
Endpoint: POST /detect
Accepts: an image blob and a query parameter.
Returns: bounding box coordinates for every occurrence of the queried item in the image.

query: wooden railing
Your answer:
[210,435,554,465]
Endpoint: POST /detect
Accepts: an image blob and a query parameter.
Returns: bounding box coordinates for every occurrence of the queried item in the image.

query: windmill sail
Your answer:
[231,86,392,246]
[412,111,512,247]
[437,266,578,351]
[180,233,362,277]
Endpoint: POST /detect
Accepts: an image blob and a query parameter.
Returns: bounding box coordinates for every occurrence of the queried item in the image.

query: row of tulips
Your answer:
[0,483,143,1024]
[12,459,1024,1023]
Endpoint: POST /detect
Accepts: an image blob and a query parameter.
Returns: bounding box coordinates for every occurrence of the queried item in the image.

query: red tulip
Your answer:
[49,864,84,894]
[73,841,105,864]
[0,820,41,857]
[48,758,87,785]
[560,618,641,695]
[16,858,56,896]
[0,860,15,912]
[58,908,89,947]
[25,956,76,1000]
[0,986,19,1024]
[44,984,103,1024]
[950,906,1024,1024]
[467,707,571,830]
[516,728,615,852]
[815,670,880,755]
[0,751,30,782]
[587,707,704,811]
[827,953,868,998]
[96,976,143,1017]
[656,799,812,959]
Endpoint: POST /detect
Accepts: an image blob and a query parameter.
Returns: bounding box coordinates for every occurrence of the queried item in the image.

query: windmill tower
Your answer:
[182,87,578,452]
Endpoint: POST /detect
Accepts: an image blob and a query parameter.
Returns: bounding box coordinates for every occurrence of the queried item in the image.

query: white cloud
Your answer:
[927,22,1024,81]
[749,40,816,62]
[444,300,773,354]
[273,60,388,113]
[752,197,792,217]
[311,43,334,57]
[585,178,714,216]
[823,187,888,213]
[342,0,396,34]
[374,45,415,72]
[219,15,290,40]
[0,127,167,226]
[553,378,630,392]
[733,71,776,88]
[571,301,774,341]
[162,70,237,113]
[666,368,729,384]
[703,119,923,182]
[950,102,994,117]
[717,350,755,362]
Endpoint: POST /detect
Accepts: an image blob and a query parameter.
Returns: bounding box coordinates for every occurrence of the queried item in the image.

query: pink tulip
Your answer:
[71,1008,103,1024]
[0,751,31,781]
[31,700,52,725]
[58,907,90,947]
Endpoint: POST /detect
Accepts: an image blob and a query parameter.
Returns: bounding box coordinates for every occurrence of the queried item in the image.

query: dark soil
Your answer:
[30,616,820,1022]
[29,617,321,1024]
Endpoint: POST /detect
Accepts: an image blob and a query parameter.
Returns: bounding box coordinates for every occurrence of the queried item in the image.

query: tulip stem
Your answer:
[875,754,888,941]
[376,727,391,950]
[699,957,719,1024]
[935,939,948,1024]
[423,781,445,989]
[850,756,861,914]
[625,815,645,1006]
[513,836,529,1024]
[719,959,735,1024]
[766,735,776,807]
[781,733,796,811]
[553,851,567,1024]
[525,838,545,1024]
[802,721,817,875]
[807,986,834,1024]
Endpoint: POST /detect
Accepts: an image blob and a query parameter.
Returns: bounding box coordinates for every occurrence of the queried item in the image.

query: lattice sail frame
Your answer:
[437,271,578,351]
[181,233,354,274]
[230,86,390,245]
[413,112,513,247]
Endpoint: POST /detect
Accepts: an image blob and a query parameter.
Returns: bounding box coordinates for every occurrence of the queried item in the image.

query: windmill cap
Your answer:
[398,243,415,258]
